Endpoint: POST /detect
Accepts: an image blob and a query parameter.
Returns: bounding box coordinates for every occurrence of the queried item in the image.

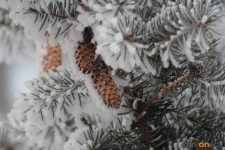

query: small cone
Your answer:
[43,34,62,73]
[82,26,94,43]
[74,26,95,74]
[92,59,121,108]
[75,42,95,74]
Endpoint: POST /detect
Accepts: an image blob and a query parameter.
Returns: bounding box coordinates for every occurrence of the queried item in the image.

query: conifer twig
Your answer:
[144,73,192,109]
[148,56,162,63]
[136,73,192,122]
[77,0,89,10]
[153,17,212,43]
[81,118,93,132]
[28,8,69,19]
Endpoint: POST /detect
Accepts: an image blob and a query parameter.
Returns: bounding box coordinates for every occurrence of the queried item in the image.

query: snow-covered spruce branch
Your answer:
[7,0,78,46]
[64,120,142,150]
[164,88,225,148]
[0,123,26,150]
[27,8,69,19]
[143,72,191,109]
[147,0,222,68]
[14,67,87,126]
[2,0,225,149]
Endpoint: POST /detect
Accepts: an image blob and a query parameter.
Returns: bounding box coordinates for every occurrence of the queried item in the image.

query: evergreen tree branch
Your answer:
[148,56,162,63]
[28,8,69,19]
[144,73,192,109]
[77,0,89,10]
[81,117,93,132]
[152,16,213,44]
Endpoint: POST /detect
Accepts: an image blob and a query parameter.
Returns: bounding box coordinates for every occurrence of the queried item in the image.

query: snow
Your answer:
[114,32,124,42]
[105,4,112,10]
[183,34,194,62]
[2,0,225,149]
[0,0,8,9]
[211,80,225,85]
[201,15,208,24]
[109,42,121,54]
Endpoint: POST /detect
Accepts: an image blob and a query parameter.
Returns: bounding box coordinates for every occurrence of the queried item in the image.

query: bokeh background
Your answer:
[0,55,69,121]
[0,57,36,120]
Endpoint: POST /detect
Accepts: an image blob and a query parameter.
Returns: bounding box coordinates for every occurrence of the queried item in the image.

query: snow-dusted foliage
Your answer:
[145,0,222,68]
[0,8,35,64]
[64,126,113,150]
[13,67,88,127]
[7,106,70,150]
[64,122,139,150]
[3,0,225,149]
[0,122,27,150]
[8,66,131,149]
[7,0,79,46]
[6,0,222,71]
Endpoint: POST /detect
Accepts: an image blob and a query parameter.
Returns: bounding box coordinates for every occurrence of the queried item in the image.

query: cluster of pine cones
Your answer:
[75,27,122,108]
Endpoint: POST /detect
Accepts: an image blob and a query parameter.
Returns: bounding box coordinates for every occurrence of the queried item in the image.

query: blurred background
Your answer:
[0,55,69,121]
[0,57,36,121]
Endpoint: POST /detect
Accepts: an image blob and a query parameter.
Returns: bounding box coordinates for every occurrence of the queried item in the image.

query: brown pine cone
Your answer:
[43,34,62,73]
[75,42,95,74]
[92,60,121,108]
[82,26,94,43]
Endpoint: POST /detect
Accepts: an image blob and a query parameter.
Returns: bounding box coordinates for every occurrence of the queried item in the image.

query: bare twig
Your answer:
[81,117,93,132]
[143,73,192,109]
[148,56,162,63]
[77,0,89,10]
[28,8,69,19]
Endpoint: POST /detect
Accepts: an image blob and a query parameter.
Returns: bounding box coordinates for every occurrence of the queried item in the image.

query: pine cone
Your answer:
[92,60,121,108]
[43,34,62,73]
[75,42,95,74]
[82,26,93,43]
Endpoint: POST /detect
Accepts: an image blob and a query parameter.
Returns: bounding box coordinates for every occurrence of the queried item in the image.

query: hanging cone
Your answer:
[82,26,94,43]
[75,26,95,74]
[75,42,95,74]
[43,34,62,73]
[92,59,121,108]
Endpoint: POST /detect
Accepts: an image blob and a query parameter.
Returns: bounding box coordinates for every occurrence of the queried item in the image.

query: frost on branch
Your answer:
[0,8,35,64]
[8,107,70,150]
[14,67,88,127]
[94,14,155,74]
[64,126,115,150]
[146,0,222,68]
[7,0,78,46]
[8,67,89,150]
[3,0,225,149]
[0,123,27,150]
[76,0,135,27]
[64,121,139,150]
